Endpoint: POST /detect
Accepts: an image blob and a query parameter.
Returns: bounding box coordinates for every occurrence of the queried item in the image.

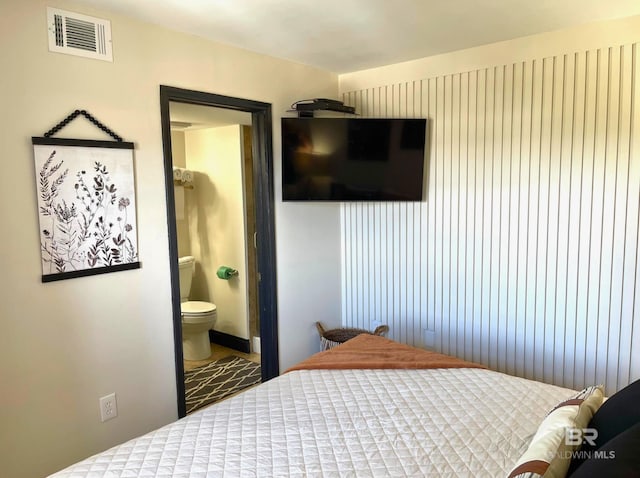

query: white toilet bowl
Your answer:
[181,301,217,361]
[178,256,218,361]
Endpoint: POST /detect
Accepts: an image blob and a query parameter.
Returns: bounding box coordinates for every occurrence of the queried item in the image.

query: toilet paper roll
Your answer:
[173,167,183,181]
[216,266,238,280]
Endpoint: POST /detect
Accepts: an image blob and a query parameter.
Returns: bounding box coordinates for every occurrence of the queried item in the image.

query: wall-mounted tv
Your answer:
[282,117,427,201]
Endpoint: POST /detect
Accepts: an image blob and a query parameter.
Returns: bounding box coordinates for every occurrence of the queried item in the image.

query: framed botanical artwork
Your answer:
[32,135,141,282]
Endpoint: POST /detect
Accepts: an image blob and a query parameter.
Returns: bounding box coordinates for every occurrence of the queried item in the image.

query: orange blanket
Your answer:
[286,334,486,373]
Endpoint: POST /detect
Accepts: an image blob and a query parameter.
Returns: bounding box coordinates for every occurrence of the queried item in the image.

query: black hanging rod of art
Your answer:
[43,109,123,142]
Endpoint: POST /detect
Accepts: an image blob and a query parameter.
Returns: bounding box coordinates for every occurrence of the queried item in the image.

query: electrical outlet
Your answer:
[99,393,118,422]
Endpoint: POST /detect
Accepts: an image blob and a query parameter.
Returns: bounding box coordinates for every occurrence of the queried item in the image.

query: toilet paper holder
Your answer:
[216,266,238,280]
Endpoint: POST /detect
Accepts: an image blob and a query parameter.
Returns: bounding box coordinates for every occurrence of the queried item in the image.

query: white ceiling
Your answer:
[78,0,640,73]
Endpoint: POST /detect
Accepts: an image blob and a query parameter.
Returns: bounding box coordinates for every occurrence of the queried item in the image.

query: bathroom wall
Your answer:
[171,130,187,167]
[184,125,250,340]
[170,130,192,258]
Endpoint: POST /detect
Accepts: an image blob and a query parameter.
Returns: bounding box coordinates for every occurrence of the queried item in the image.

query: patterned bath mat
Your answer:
[185,355,261,414]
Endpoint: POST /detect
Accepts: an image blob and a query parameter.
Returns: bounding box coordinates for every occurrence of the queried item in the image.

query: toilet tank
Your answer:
[178,256,195,302]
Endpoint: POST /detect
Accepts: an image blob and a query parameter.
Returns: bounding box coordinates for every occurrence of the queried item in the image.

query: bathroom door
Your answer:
[242,125,260,350]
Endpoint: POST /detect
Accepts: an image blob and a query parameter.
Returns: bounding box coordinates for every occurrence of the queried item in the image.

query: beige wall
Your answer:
[170,131,187,168]
[339,15,640,394]
[170,130,191,257]
[184,126,250,339]
[0,1,340,476]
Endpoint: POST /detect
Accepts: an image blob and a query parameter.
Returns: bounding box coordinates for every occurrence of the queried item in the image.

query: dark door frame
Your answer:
[159,85,279,418]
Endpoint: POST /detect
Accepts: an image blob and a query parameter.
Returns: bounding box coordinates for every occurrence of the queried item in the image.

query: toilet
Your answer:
[178,256,218,360]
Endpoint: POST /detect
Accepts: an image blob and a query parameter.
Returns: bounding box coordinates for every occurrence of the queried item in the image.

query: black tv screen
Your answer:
[282,117,426,201]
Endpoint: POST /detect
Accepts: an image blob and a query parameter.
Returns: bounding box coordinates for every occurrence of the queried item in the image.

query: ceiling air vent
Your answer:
[47,7,113,62]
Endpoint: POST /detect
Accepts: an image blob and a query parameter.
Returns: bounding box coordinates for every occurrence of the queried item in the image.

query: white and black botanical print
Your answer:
[34,144,138,277]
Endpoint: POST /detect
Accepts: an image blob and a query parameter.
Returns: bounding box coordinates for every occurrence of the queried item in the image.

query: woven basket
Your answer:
[315,322,389,351]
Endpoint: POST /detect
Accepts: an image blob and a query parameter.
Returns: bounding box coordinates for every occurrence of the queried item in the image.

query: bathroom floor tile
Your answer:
[183,343,260,372]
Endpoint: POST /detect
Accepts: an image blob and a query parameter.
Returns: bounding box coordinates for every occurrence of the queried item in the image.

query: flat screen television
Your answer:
[282,117,427,201]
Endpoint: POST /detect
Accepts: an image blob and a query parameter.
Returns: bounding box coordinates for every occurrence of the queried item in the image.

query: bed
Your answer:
[49,335,623,477]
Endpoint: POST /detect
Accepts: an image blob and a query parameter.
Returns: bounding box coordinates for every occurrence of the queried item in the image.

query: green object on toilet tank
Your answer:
[216,266,238,280]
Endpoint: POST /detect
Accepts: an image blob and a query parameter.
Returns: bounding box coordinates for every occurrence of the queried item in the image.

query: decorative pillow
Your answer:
[569,378,640,473]
[507,385,604,478]
[568,421,640,477]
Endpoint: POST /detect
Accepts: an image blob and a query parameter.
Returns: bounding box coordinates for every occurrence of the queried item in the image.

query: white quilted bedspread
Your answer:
[50,368,575,477]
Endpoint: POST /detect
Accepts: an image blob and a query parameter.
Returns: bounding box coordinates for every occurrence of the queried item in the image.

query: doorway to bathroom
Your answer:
[160,86,278,418]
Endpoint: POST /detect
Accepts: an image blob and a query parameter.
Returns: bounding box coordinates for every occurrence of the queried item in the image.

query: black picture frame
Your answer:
[32,136,141,282]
